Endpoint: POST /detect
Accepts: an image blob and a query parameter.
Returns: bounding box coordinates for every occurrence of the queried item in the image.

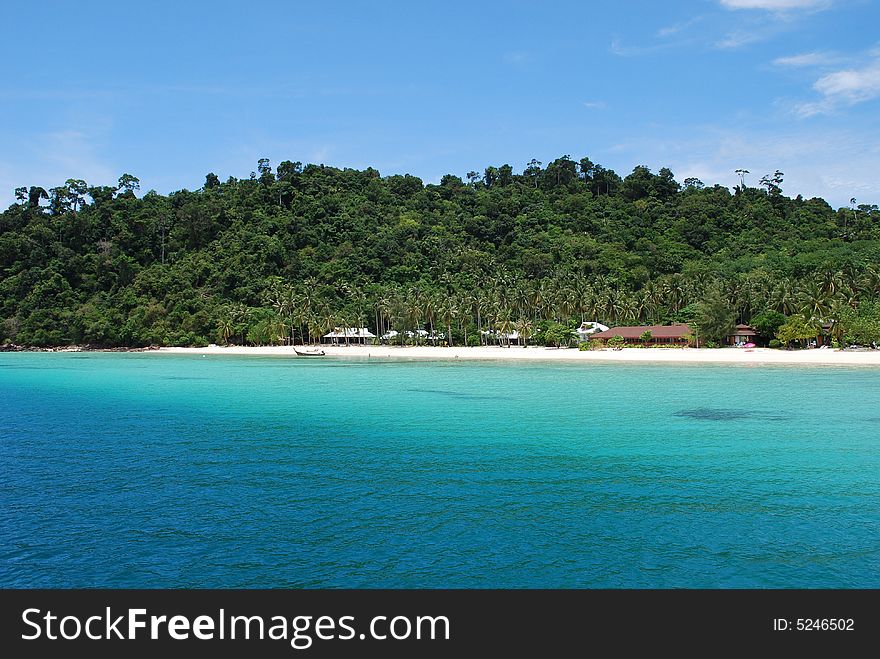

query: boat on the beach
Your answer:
[294,347,325,357]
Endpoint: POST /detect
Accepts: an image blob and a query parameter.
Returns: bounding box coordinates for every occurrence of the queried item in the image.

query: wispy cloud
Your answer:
[502,51,530,66]
[37,130,116,183]
[0,129,118,206]
[773,51,842,67]
[582,101,606,110]
[608,39,632,57]
[814,64,880,102]
[308,144,334,163]
[606,125,880,207]
[656,16,704,38]
[793,53,880,116]
[719,0,831,12]
[609,38,676,57]
[624,1,818,55]
[715,31,765,49]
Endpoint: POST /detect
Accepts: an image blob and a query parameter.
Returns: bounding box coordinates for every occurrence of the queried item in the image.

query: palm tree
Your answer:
[515,318,533,347]
[797,280,830,321]
[856,265,880,301]
[515,284,532,321]
[559,286,579,324]
[819,269,844,298]
[406,288,423,344]
[573,278,595,323]
[289,306,307,345]
[268,315,287,346]
[475,292,488,344]
[770,279,797,316]
[338,311,352,347]
[633,290,649,323]
[592,280,613,325]
[740,274,767,323]
[269,286,298,344]
[459,292,479,346]
[307,313,324,347]
[495,310,515,348]
[440,299,458,347]
[423,292,437,345]
[664,274,685,315]
[231,303,249,345]
[318,306,335,346]
[217,316,234,345]
[390,292,409,344]
[618,293,637,324]
[376,290,393,341]
[643,280,662,323]
[826,299,850,346]
[537,279,555,320]
[351,289,368,338]
[605,289,624,323]
[290,283,318,343]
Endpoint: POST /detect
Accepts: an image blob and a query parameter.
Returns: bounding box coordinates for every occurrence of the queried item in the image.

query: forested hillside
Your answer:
[2,156,879,347]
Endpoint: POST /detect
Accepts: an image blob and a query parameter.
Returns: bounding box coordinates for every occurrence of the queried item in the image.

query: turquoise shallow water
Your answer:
[1,353,879,588]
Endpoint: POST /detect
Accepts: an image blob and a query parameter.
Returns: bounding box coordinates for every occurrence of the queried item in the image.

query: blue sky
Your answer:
[1,0,878,208]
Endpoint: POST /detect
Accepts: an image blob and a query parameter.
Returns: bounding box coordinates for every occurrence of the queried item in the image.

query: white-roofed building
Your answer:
[322,327,376,345]
[481,329,523,346]
[575,321,609,342]
[380,329,430,344]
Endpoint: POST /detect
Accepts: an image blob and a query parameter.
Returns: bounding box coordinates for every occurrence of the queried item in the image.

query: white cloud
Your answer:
[609,39,634,57]
[715,31,764,49]
[657,24,683,38]
[773,51,841,67]
[792,101,828,117]
[720,0,830,11]
[814,63,880,102]
[793,57,880,115]
[609,38,674,57]
[40,131,116,183]
[656,17,704,38]
[603,126,880,208]
[582,101,606,110]
[502,52,530,65]
[0,129,117,207]
[308,144,334,163]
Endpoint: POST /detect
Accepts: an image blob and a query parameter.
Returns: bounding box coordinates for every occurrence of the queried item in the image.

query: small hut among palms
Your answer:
[322,327,376,345]
[379,329,429,344]
[481,329,523,346]
[726,324,757,346]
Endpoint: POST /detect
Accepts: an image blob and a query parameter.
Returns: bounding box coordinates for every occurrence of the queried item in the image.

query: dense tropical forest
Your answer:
[2,155,880,349]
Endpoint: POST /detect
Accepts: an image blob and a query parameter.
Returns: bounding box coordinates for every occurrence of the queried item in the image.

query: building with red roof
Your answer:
[592,323,693,345]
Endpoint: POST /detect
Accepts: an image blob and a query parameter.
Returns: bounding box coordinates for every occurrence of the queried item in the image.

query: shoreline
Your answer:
[154,344,880,365]
[6,343,880,365]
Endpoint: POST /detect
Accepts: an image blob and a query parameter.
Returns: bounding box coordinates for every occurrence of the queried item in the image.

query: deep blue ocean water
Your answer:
[1,353,878,588]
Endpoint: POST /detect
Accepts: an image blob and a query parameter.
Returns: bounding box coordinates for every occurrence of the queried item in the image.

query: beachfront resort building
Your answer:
[592,323,692,345]
[380,329,431,343]
[575,321,609,342]
[322,327,376,345]
[480,329,527,346]
[727,324,757,346]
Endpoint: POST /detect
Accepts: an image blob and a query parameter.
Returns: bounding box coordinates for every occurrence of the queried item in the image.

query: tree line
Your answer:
[1,156,879,348]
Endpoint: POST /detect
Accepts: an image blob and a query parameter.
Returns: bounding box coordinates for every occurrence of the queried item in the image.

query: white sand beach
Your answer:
[158,344,880,365]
